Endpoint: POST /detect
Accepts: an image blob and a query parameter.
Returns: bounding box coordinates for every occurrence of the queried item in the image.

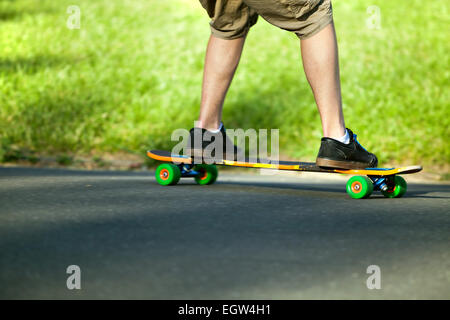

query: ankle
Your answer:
[323,127,346,140]
[207,122,223,133]
[195,120,221,131]
[333,128,350,144]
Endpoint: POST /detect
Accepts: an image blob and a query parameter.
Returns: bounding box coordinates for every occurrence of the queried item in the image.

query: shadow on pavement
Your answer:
[1,167,449,299]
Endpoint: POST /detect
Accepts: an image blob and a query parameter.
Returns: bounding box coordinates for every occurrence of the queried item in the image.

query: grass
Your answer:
[0,0,448,167]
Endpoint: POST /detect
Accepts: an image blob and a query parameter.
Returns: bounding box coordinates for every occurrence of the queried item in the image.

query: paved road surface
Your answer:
[0,167,449,299]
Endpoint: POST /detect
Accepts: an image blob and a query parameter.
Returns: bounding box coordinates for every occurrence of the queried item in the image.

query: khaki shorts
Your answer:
[199,0,333,40]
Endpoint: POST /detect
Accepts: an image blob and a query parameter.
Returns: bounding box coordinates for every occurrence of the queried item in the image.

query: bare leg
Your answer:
[301,22,346,139]
[197,34,246,131]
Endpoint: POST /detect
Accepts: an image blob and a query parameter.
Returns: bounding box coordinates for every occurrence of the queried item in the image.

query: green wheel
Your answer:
[346,176,374,199]
[155,163,181,186]
[194,164,218,185]
[381,176,407,198]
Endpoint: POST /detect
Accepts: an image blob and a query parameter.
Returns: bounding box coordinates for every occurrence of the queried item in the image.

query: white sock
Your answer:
[336,129,350,144]
[207,122,223,133]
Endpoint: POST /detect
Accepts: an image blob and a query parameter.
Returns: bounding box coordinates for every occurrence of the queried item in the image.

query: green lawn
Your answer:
[0,0,448,167]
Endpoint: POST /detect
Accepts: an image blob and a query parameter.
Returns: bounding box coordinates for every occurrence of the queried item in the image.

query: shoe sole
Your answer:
[316,157,372,170]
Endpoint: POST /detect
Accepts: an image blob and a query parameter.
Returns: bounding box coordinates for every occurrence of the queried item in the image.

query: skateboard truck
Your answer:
[178,164,200,178]
[370,176,389,192]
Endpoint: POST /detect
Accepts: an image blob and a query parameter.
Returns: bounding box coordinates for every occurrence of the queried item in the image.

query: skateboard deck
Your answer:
[147,150,422,176]
[147,149,422,199]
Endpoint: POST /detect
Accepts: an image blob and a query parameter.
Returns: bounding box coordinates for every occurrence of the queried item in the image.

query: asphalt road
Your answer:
[0,166,449,299]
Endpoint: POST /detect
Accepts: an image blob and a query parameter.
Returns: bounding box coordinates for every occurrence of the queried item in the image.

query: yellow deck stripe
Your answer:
[334,165,422,175]
[222,160,299,170]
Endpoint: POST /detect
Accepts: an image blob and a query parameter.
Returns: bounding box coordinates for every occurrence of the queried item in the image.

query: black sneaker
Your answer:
[316,128,378,169]
[185,124,242,161]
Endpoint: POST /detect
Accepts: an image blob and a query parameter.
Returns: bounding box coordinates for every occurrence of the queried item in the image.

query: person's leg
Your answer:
[188,0,257,161]
[300,22,346,140]
[300,21,377,168]
[197,34,246,131]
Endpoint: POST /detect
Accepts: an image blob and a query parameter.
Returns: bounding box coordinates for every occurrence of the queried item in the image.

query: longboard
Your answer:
[147,149,422,199]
